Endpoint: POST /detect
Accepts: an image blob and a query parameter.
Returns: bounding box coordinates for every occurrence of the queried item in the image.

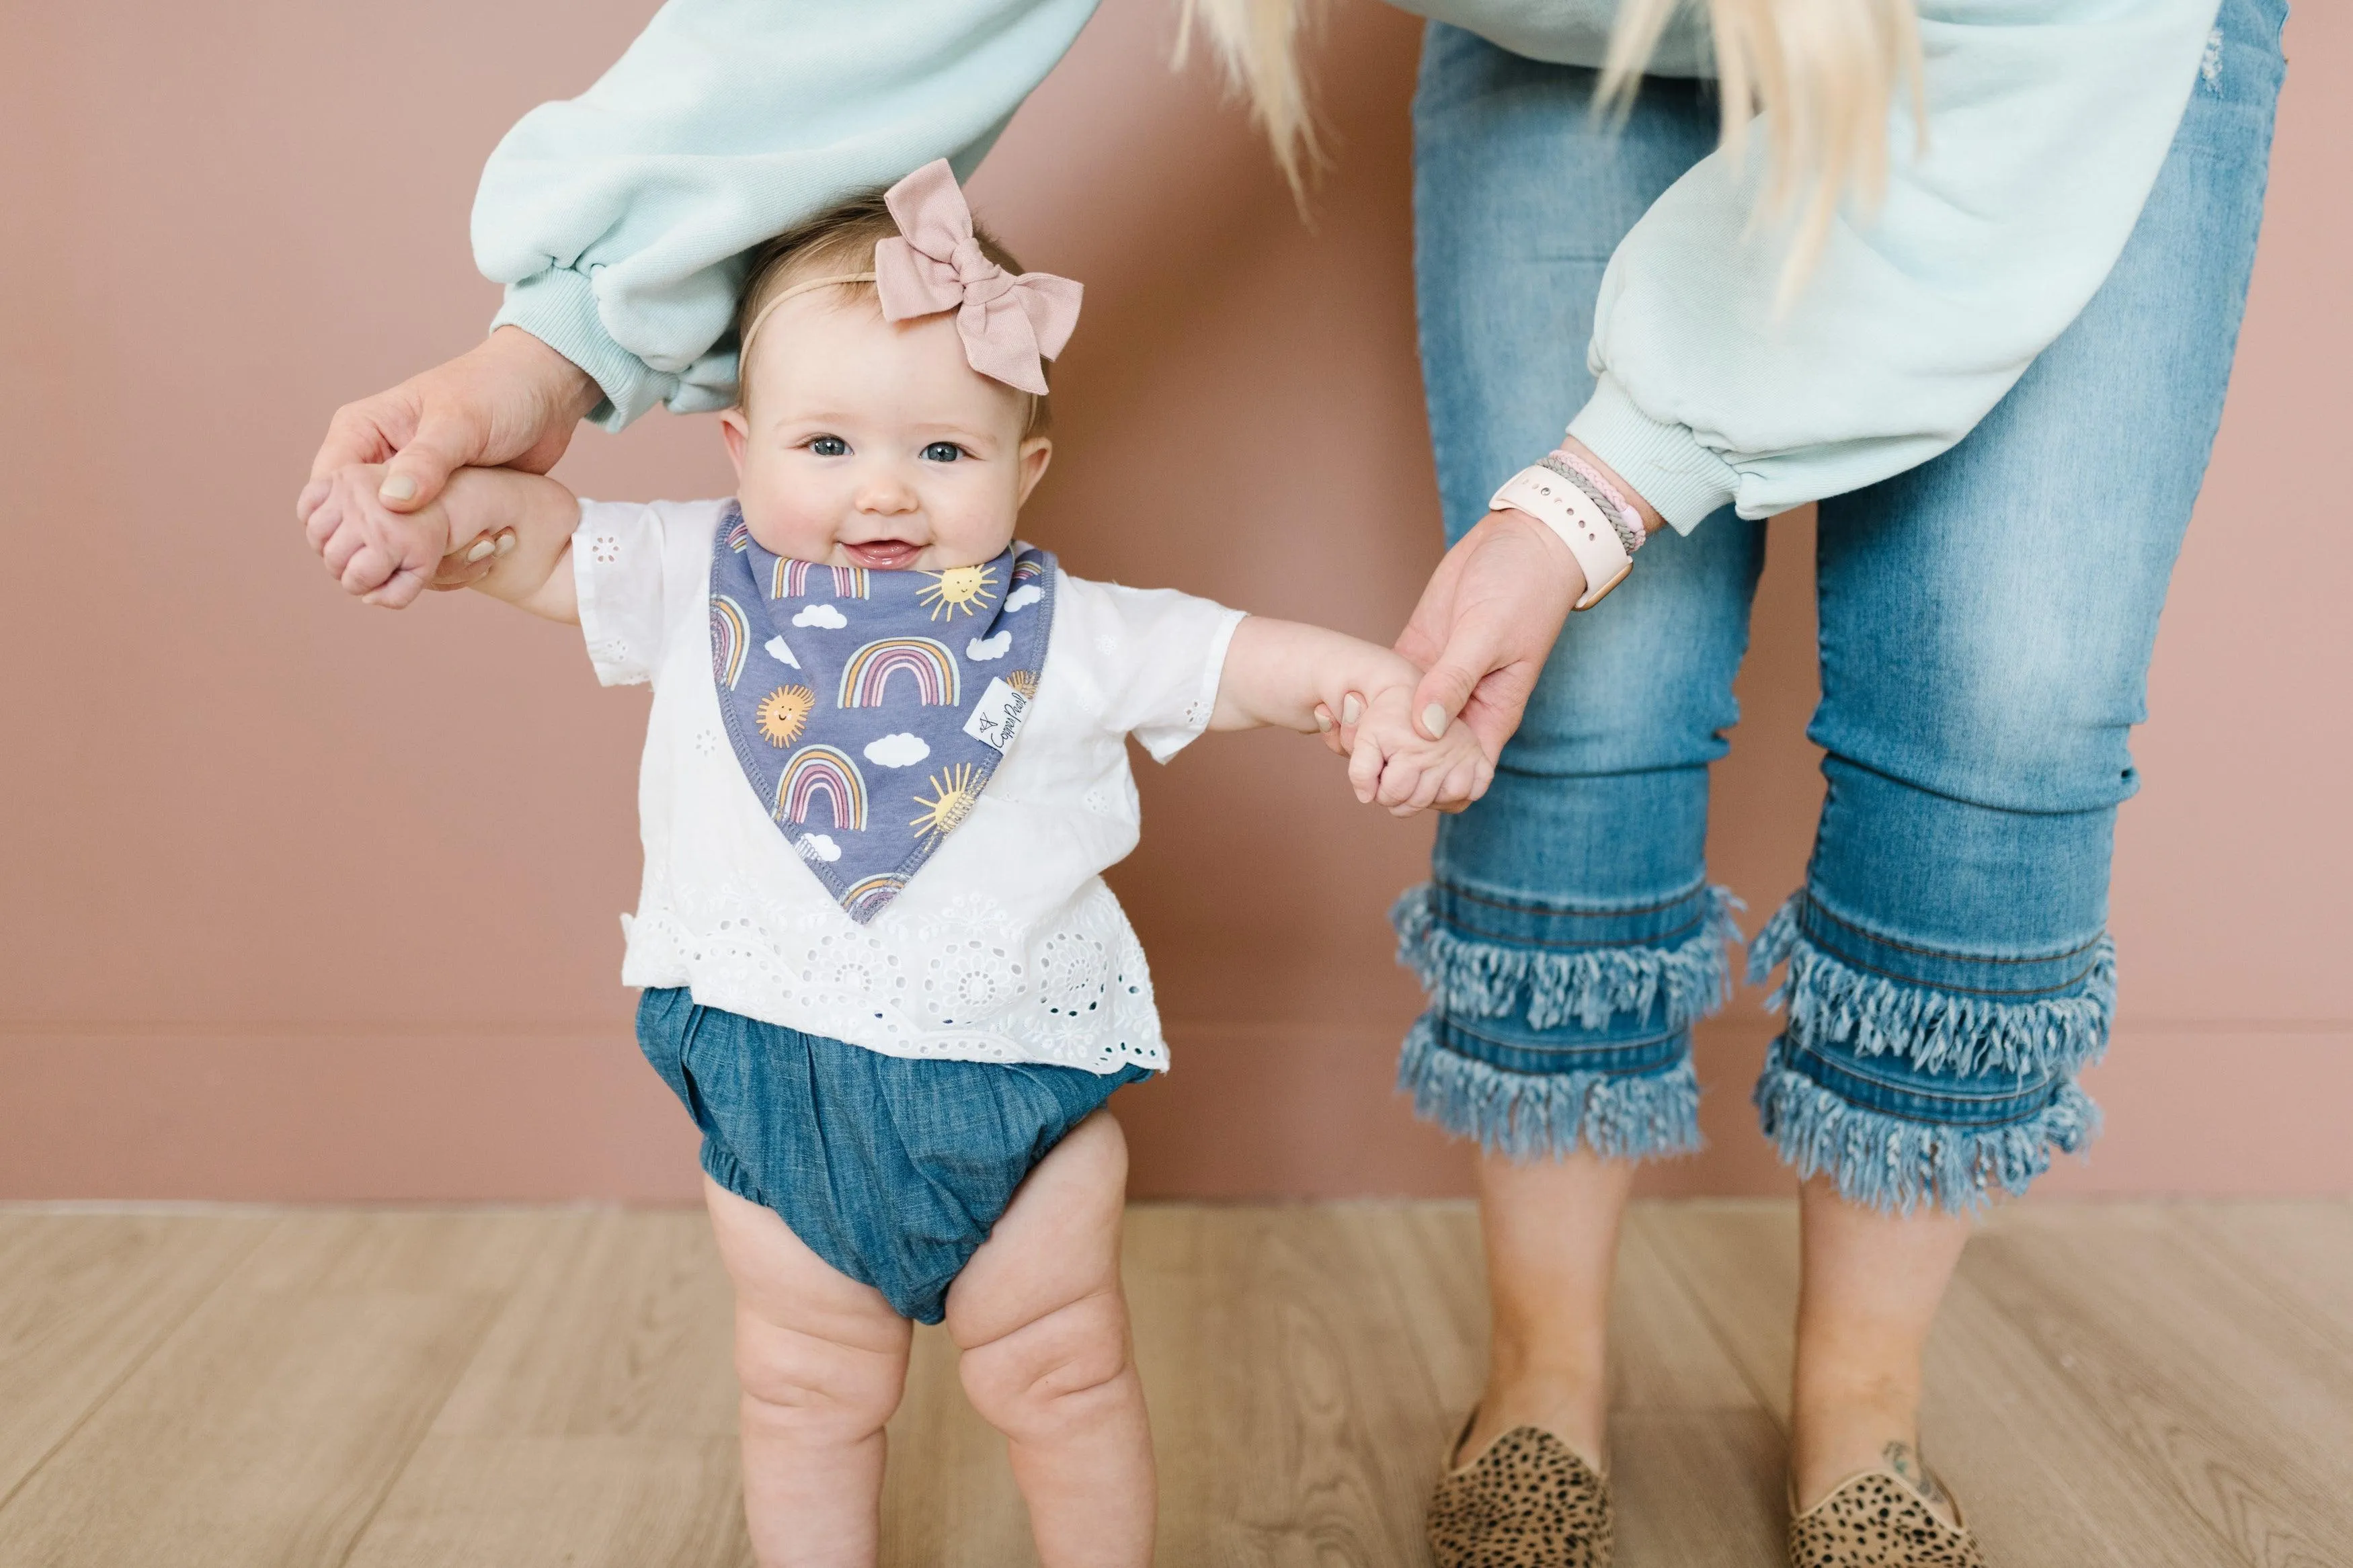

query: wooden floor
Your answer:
[1,1200,2348,1567]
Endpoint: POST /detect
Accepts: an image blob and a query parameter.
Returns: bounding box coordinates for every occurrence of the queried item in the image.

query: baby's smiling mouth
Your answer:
[842,538,924,571]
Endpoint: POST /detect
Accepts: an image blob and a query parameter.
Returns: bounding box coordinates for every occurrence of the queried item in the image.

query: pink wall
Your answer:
[1,1,2345,1202]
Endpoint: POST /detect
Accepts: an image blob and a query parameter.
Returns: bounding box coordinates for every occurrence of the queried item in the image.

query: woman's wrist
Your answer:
[1553,435,1663,536]
[1480,506,1589,608]
[1482,431,1665,612]
[486,325,604,429]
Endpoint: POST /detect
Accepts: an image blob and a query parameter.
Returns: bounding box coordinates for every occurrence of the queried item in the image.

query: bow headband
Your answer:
[738,160,1082,398]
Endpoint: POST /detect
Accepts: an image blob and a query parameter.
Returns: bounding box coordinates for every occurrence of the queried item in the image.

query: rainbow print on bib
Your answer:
[709,502,1056,923]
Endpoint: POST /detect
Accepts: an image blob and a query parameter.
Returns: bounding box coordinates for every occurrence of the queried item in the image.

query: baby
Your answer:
[305,162,1486,1567]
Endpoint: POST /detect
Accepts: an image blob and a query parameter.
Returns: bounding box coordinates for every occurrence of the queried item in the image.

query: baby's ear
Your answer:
[719,408,751,479]
[1016,436,1053,505]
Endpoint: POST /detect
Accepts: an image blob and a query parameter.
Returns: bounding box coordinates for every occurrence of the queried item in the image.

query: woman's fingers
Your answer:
[374,407,486,514]
[1408,616,1503,749]
[311,397,407,484]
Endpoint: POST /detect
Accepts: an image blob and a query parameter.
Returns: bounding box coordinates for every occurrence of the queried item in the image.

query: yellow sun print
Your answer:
[755,685,815,747]
[917,563,998,620]
[1006,669,1039,699]
[910,761,984,843]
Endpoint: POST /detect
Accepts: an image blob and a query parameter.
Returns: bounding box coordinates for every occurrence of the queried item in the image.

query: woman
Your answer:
[302,1,2284,1562]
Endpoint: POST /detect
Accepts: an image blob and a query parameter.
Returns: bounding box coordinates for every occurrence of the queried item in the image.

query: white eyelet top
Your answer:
[573,497,1244,1075]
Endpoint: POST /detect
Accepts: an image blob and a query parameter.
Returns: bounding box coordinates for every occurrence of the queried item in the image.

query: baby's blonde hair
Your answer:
[734,193,1052,436]
[1179,0,1924,300]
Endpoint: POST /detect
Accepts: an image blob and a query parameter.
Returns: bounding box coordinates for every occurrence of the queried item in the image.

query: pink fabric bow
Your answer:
[875,160,1082,397]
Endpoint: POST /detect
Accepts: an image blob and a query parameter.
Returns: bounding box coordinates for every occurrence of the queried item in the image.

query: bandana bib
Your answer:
[709,507,1058,923]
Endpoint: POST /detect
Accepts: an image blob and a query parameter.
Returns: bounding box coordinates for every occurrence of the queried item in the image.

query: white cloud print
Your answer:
[791,604,847,630]
[863,733,930,768]
[764,634,799,668]
[965,630,1011,661]
[796,833,841,863]
[1003,584,1043,613]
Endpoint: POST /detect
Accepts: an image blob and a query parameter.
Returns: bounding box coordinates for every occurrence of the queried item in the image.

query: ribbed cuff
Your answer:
[489,267,669,432]
[1565,376,1741,535]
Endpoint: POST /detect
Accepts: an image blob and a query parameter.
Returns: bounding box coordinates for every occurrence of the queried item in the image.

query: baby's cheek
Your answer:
[930,489,1023,562]
[740,476,846,560]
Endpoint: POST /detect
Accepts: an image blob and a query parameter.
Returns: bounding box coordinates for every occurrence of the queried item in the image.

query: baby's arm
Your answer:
[307,463,582,623]
[1211,618,1492,815]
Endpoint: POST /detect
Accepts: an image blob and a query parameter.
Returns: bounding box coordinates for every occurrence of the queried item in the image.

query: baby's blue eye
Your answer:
[808,435,848,458]
[921,442,964,463]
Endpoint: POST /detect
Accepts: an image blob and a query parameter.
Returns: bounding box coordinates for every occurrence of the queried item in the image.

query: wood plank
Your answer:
[7,1200,2352,1568]
[1611,1209,1773,1415]
[1968,1207,2353,1567]
[1639,1200,2253,1568]
[0,1212,532,1568]
[875,1323,1032,1567]
[2177,1200,2353,1349]
[1122,1202,1468,1566]
[343,1210,752,1568]
[1630,1201,1800,1423]
[0,1210,277,1507]
[424,1210,736,1440]
[1609,1409,1785,1568]
[341,1436,748,1568]
[1123,1202,1218,1568]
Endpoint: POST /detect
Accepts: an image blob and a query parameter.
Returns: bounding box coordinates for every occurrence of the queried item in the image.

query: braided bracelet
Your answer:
[1487,449,1645,610]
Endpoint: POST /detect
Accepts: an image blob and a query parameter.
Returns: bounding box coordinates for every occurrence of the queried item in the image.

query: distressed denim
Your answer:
[1404,0,2284,1210]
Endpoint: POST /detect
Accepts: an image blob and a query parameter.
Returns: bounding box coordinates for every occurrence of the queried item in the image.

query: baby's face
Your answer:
[721,290,1051,572]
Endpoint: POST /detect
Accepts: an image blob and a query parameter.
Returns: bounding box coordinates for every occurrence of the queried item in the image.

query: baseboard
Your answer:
[1,1020,2345,1202]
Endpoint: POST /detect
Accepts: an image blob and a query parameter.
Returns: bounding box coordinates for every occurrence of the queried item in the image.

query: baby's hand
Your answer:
[1346,686,1493,816]
[303,462,491,608]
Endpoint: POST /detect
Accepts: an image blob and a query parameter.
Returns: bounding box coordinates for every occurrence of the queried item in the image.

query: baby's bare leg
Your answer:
[947,1112,1153,1568]
[703,1176,912,1568]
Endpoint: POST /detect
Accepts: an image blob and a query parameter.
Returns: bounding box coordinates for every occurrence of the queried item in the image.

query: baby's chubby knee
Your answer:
[954,1288,1135,1440]
[733,1310,910,1442]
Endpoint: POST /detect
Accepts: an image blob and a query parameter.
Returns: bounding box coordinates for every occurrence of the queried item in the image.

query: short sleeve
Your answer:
[572,500,670,686]
[1055,573,1245,764]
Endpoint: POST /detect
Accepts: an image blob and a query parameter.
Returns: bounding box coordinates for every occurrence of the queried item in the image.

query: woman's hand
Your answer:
[294,327,599,592]
[1318,438,1663,770]
[1310,509,1582,797]
[1394,508,1587,761]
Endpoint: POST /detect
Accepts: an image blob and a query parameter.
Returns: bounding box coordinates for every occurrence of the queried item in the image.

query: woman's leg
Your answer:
[1762,0,2286,1512]
[945,1112,1152,1568]
[704,1176,914,1568]
[1410,25,1752,1469]
[1472,1151,1637,1460]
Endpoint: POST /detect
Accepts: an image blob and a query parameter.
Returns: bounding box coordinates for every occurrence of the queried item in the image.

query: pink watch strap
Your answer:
[1489,466,1632,610]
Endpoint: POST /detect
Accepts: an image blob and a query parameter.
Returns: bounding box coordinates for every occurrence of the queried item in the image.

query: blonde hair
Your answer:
[735,192,1051,435]
[1179,0,1923,298]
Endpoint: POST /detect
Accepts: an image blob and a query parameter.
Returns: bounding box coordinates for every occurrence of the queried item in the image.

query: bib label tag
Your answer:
[964,677,1031,752]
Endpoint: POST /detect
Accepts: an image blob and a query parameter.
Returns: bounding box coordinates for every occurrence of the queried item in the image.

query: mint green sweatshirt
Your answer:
[475,0,2221,530]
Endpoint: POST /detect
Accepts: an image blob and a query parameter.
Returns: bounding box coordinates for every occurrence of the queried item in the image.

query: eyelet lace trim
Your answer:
[620,882,1166,1073]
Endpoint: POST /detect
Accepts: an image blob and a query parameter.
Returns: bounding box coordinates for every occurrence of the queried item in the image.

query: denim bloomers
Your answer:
[1404,0,2285,1211]
[637,989,1148,1322]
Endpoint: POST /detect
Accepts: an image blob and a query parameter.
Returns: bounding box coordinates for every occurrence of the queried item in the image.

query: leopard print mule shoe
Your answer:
[1426,1417,1614,1568]
[1788,1468,1987,1567]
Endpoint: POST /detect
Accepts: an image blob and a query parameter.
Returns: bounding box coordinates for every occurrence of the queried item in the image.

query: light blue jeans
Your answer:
[1402,0,2285,1211]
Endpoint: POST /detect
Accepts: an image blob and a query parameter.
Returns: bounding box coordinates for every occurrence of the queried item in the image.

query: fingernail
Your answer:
[379,473,418,503]
[493,530,517,556]
[1314,710,1332,733]
[1422,703,1447,739]
[1341,695,1363,727]
[465,538,496,564]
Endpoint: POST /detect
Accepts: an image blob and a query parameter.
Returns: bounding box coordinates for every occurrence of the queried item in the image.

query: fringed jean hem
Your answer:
[1743,891,2114,1214]
[1389,879,1737,1163]
[1390,884,2117,1208]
